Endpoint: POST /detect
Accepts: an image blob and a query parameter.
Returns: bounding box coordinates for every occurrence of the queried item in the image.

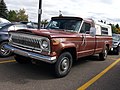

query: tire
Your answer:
[99,46,108,61]
[14,54,31,64]
[115,47,119,55]
[55,52,73,78]
[0,42,12,57]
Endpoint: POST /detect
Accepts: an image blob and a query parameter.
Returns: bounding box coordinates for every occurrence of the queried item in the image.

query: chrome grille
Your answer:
[9,33,42,51]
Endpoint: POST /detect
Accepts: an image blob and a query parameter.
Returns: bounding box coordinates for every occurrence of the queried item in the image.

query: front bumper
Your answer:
[110,45,119,51]
[4,44,57,64]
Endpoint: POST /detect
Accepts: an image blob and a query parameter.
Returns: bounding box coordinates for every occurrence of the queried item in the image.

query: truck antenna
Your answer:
[59,10,63,17]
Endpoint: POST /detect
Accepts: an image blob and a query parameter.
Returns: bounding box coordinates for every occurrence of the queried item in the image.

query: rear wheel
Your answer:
[14,54,31,64]
[115,47,119,55]
[55,52,73,78]
[0,42,12,57]
[99,46,108,60]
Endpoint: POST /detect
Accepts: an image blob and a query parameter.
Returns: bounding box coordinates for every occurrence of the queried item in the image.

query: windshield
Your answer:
[0,23,9,29]
[46,19,82,32]
[112,34,120,41]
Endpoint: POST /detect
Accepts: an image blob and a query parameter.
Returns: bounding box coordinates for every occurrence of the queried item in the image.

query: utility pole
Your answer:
[38,0,42,29]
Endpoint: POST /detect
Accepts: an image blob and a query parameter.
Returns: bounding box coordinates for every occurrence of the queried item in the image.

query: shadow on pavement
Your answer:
[0,60,57,84]
[0,55,101,83]
[0,54,118,85]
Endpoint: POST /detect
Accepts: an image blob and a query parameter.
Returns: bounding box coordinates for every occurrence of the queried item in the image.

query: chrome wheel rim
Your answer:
[1,44,11,56]
[104,49,107,58]
[60,57,69,73]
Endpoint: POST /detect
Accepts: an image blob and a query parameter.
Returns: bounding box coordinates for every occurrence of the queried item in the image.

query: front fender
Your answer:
[52,41,76,57]
[0,33,9,42]
[60,42,76,50]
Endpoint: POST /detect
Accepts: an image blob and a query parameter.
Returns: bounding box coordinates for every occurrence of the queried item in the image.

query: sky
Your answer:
[4,0,120,24]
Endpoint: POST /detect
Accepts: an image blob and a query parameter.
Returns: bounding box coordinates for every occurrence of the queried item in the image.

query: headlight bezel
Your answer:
[9,34,12,42]
[40,38,50,51]
[113,42,119,46]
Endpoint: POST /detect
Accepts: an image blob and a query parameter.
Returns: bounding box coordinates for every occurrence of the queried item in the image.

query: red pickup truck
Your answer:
[5,16,112,77]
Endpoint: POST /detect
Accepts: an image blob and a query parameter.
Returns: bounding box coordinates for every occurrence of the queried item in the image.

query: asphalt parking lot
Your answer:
[0,54,120,90]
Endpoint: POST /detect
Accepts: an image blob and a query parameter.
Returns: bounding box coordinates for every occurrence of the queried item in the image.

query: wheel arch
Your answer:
[106,44,109,51]
[59,47,77,62]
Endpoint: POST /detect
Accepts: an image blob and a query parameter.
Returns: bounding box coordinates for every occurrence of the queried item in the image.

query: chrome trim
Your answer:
[10,44,43,53]
[11,42,34,50]
[77,49,95,54]
[11,44,33,51]
[9,32,51,53]
[78,20,84,33]
[40,38,51,53]
[5,45,56,64]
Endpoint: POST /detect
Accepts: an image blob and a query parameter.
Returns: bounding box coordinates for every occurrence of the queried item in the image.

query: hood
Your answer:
[31,29,79,38]
[0,18,11,23]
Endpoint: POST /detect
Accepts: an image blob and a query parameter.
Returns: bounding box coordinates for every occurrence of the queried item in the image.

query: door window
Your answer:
[101,27,108,35]
[80,22,91,33]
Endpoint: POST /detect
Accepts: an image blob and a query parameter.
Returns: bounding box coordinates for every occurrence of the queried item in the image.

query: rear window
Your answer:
[101,27,108,35]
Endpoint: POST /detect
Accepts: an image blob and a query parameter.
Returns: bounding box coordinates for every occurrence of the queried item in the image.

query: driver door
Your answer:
[78,22,96,57]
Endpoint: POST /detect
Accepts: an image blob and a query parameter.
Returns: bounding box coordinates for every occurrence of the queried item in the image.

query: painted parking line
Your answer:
[0,60,16,64]
[107,57,117,60]
[77,58,120,90]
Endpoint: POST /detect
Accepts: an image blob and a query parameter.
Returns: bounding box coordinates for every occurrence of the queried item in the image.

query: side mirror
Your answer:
[90,27,96,36]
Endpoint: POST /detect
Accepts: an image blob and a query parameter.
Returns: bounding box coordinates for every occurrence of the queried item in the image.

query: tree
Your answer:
[8,10,17,22]
[0,0,8,19]
[115,24,119,29]
[109,24,117,33]
[109,23,120,34]
[17,9,28,21]
[8,9,28,22]
[41,19,49,28]
[114,24,120,34]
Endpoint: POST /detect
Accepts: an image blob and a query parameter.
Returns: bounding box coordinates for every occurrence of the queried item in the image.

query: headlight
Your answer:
[113,42,119,46]
[9,35,12,42]
[114,43,118,46]
[41,39,49,50]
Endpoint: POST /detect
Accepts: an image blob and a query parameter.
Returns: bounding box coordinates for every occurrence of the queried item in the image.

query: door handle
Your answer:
[81,34,85,46]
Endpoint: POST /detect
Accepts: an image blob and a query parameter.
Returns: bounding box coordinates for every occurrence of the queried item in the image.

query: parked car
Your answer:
[0,18,11,23]
[0,23,31,57]
[110,34,120,55]
[19,21,38,29]
[5,16,112,77]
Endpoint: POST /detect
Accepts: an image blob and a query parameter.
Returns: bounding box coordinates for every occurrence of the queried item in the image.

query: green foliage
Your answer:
[0,0,8,19]
[115,24,119,29]
[8,9,28,22]
[109,24,120,34]
[17,9,28,21]
[41,19,49,28]
[7,10,17,22]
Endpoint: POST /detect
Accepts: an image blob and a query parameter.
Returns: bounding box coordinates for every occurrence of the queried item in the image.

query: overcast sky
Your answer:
[4,0,120,24]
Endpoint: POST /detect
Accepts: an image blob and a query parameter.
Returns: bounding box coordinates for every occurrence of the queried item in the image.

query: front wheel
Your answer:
[115,46,119,55]
[99,46,108,60]
[55,52,73,78]
[0,42,12,57]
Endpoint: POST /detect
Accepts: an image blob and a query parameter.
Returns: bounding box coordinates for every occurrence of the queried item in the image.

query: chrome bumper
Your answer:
[4,45,56,64]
